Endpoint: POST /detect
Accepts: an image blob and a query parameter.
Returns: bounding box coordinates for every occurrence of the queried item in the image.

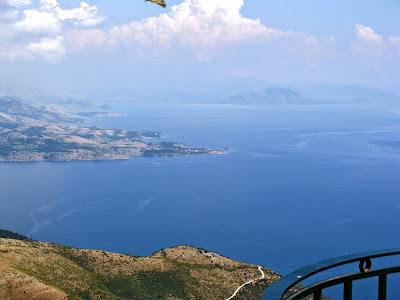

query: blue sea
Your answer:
[1,103,399,299]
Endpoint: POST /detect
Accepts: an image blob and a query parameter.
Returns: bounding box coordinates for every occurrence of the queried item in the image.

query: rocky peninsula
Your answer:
[0,96,224,162]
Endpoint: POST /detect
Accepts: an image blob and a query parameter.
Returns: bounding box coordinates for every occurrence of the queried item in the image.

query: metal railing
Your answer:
[261,248,400,300]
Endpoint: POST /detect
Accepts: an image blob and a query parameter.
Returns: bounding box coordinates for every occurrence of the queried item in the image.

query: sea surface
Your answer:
[1,103,399,299]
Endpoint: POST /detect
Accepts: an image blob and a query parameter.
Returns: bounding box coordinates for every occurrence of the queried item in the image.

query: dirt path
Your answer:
[225,265,265,300]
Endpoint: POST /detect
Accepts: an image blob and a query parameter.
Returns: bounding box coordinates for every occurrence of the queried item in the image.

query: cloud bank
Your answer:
[63,0,400,70]
[108,0,272,49]
[69,0,327,60]
[1,0,330,62]
[0,0,398,85]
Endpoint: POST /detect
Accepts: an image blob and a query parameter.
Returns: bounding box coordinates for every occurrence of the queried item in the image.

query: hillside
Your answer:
[0,96,77,123]
[0,229,33,241]
[0,238,279,300]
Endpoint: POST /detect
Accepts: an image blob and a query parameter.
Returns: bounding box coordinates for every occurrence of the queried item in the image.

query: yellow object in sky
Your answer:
[145,0,166,8]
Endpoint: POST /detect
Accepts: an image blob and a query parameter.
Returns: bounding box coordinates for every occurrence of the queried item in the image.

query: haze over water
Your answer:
[1,102,399,298]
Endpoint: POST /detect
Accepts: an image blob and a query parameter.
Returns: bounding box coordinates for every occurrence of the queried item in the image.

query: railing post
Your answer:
[378,274,387,300]
[343,281,352,300]
[313,290,321,300]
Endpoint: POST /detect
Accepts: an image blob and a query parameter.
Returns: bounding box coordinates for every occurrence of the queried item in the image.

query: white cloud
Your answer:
[25,36,65,61]
[388,36,400,44]
[352,24,400,58]
[388,36,400,48]
[79,16,104,27]
[6,0,31,7]
[0,8,20,21]
[39,0,57,10]
[15,10,61,34]
[65,29,105,51]
[56,2,98,20]
[388,36,400,56]
[355,24,383,44]
[54,1,105,27]
[104,0,328,65]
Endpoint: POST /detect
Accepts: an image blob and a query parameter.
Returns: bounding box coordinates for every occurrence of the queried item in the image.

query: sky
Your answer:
[0,0,399,99]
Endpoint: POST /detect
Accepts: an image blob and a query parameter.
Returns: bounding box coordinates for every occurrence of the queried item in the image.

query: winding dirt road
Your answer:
[225,265,265,300]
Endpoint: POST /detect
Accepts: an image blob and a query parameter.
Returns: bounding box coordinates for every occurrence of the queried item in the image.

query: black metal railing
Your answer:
[261,248,400,300]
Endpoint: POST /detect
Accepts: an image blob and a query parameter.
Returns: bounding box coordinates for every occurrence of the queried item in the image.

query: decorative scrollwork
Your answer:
[359,258,372,273]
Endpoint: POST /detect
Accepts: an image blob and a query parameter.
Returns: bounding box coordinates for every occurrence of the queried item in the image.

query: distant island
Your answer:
[225,88,319,105]
[0,96,224,162]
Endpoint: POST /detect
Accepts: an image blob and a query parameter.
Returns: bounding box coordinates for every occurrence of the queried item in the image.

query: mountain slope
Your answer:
[0,238,280,300]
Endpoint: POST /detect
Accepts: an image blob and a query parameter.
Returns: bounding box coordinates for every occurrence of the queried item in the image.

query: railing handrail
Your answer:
[286,266,400,300]
[261,248,400,300]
